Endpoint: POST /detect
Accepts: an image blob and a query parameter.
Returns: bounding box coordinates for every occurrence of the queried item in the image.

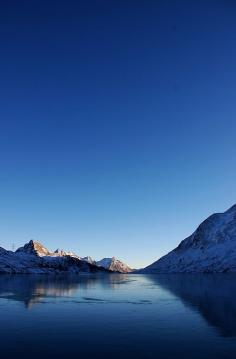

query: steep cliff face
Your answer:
[16,240,51,256]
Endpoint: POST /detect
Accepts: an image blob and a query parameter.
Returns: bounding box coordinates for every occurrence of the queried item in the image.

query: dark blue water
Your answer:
[0,274,236,359]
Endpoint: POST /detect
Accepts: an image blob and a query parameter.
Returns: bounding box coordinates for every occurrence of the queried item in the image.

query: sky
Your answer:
[0,0,236,268]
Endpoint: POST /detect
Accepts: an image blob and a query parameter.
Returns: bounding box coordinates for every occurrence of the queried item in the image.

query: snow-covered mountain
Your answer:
[96,257,132,273]
[81,256,96,265]
[0,240,108,274]
[0,240,131,274]
[140,204,236,273]
[16,240,80,259]
[54,248,80,258]
[81,256,132,273]
[16,240,52,257]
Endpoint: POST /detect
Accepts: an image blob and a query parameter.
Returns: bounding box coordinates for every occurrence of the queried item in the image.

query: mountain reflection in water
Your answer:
[146,274,236,337]
[0,274,236,339]
[0,274,130,308]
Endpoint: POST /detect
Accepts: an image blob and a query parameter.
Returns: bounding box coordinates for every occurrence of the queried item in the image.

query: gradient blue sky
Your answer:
[0,0,236,267]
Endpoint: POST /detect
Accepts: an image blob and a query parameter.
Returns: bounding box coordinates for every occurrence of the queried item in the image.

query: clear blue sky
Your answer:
[0,0,236,268]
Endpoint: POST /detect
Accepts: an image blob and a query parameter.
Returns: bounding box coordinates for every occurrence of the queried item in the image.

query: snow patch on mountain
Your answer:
[96,257,132,273]
[54,248,80,259]
[16,240,51,257]
[0,240,131,274]
[140,204,236,273]
[0,240,109,274]
[81,256,96,265]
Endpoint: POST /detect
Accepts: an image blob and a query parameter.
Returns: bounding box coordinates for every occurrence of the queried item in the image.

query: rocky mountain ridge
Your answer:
[140,204,236,273]
[0,240,131,274]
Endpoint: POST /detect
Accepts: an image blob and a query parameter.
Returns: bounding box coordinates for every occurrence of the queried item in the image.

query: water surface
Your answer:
[0,274,236,358]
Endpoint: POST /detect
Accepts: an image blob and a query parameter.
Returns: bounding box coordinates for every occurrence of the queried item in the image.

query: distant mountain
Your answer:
[81,256,96,265]
[54,248,80,258]
[16,240,52,256]
[140,204,236,273]
[16,240,80,259]
[96,257,132,273]
[0,240,132,274]
[81,255,132,273]
[0,240,108,274]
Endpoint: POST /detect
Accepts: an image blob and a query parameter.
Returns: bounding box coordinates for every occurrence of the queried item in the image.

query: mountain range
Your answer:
[1,203,236,274]
[0,240,131,274]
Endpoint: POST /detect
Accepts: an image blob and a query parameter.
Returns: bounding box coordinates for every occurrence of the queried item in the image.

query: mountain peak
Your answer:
[54,248,66,256]
[54,248,80,258]
[16,240,51,257]
[81,256,95,264]
[96,257,132,273]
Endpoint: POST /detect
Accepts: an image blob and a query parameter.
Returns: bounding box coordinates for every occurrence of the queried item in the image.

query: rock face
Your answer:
[140,204,236,273]
[96,257,132,273]
[16,240,51,256]
[0,240,109,274]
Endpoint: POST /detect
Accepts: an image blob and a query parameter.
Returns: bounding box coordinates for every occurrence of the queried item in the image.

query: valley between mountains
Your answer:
[1,204,236,274]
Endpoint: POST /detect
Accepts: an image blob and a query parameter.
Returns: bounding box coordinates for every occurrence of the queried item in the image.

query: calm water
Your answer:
[1,274,236,359]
